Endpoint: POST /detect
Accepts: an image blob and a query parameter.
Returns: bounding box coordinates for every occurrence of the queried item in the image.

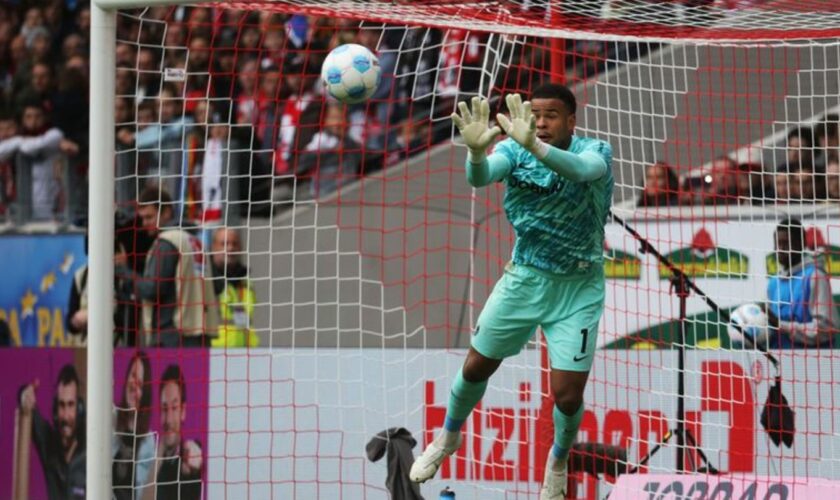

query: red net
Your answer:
[221,0,840,41]
[102,2,840,499]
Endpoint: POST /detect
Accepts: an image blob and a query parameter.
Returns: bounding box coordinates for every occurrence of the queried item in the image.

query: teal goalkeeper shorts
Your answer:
[471,261,605,372]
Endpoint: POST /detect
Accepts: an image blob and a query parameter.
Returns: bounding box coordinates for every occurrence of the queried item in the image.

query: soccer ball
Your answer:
[320,44,382,104]
[727,303,769,347]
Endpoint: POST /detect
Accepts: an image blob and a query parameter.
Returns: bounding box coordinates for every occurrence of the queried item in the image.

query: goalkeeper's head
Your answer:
[529,83,577,149]
[137,186,174,236]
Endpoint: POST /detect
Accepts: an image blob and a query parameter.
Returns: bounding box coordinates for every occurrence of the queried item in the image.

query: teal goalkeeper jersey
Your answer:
[493,135,614,275]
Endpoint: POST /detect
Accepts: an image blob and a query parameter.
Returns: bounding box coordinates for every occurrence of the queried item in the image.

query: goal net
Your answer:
[107,1,840,498]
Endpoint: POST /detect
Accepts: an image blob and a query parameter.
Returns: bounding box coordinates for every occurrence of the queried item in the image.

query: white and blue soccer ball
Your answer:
[727,303,769,347]
[321,43,382,104]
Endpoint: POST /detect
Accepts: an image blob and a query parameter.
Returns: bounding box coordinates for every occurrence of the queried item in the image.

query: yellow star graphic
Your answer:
[40,272,56,293]
[21,289,37,319]
[60,253,74,274]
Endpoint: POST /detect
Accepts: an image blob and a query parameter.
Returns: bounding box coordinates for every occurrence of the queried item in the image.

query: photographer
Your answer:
[66,235,138,346]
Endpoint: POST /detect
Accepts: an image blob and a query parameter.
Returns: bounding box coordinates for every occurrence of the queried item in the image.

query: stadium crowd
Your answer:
[0,3,471,226]
[2,2,829,226]
[637,119,840,208]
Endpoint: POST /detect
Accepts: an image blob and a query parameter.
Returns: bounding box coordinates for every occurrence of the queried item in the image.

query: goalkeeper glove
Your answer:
[496,93,549,160]
[451,96,502,164]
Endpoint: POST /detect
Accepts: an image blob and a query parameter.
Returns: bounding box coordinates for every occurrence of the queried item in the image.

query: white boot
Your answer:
[409,432,463,483]
[539,449,568,500]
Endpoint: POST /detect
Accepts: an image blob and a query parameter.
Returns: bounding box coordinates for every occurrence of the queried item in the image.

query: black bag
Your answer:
[760,376,795,448]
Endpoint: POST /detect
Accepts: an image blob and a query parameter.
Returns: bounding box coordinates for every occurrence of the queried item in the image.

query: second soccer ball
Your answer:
[727,303,770,348]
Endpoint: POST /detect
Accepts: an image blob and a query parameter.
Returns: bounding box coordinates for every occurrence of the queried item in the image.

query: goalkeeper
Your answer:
[410,84,613,499]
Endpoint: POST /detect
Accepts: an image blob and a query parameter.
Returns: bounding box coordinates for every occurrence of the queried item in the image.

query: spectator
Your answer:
[115,96,133,129]
[133,84,193,197]
[54,65,89,218]
[209,33,237,98]
[18,365,87,499]
[67,236,138,347]
[815,113,839,171]
[28,27,53,67]
[75,7,91,45]
[136,48,161,101]
[778,126,815,172]
[8,35,27,95]
[238,24,262,52]
[115,66,135,99]
[280,55,323,176]
[115,43,136,67]
[0,102,78,220]
[637,161,679,207]
[356,25,397,125]
[112,351,155,500]
[0,111,16,215]
[14,62,55,114]
[705,156,739,203]
[164,22,185,52]
[119,187,219,347]
[773,171,790,203]
[186,35,211,73]
[251,62,284,173]
[297,101,363,197]
[185,6,213,40]
[210,227,259,347]
[824,156,840,200]
[153,364,202,499]
[787,167,819,202]
[233,58,259,125]
[765,218,838,348]
[20,7,45,47]
[735,162,772,204]
[261,28,286,66]
[207,113,244,222]
[682,156,738,205]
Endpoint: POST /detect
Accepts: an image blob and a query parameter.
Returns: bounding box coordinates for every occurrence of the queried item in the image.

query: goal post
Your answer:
[83,1,840,498]
[87,3,116,498]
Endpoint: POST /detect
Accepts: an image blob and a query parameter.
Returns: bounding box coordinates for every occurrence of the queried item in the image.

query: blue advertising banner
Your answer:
[0,233,86,346]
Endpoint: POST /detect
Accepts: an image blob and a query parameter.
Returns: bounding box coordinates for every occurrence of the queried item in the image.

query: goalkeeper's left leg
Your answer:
[411,262,545,483]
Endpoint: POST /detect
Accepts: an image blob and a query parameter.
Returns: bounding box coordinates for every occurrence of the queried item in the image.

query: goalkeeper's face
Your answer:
[531,98,576,148]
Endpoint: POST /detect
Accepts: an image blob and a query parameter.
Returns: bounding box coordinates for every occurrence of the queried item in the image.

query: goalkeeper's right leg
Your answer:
[409,431,463,483]
[410,348,501,483]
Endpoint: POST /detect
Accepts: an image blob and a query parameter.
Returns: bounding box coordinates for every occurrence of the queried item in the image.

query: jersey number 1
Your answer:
[579,328,588,354]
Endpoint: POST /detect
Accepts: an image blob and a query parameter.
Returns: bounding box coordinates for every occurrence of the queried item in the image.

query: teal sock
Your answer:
[445,368,488,428]
[552,403,584,460]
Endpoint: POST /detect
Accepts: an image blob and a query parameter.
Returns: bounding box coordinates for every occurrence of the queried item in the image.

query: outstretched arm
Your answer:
[497,93,607,182]
[466,154,514,188]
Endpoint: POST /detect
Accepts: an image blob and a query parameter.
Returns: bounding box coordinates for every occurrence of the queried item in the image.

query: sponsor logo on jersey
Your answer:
[508,177,562,196]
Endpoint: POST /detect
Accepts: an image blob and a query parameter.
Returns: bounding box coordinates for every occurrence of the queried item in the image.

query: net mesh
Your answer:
[109,2,840,499]
[221,0,840,41]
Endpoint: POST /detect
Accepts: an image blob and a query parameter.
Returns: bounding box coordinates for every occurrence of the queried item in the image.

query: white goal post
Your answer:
[87,3,116,498]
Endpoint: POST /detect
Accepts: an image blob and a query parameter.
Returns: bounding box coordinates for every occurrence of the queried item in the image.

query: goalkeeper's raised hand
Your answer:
[496,93,549,160]
[451,96,501,164]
